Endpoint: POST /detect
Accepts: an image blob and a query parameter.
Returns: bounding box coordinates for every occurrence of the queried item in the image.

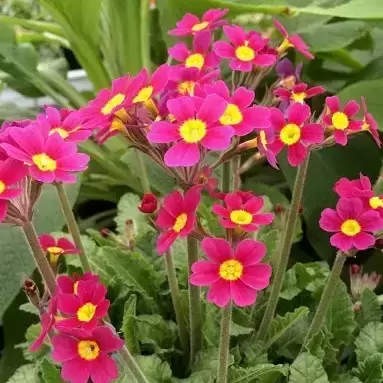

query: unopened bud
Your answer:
[100,228,111,238]
[23,279,40,307]
[275,204,285,214]
[123,219,136,249]
[351,264,360,274]
[298,205,303,215]
[353,302,361,312]
[138,193,158,214]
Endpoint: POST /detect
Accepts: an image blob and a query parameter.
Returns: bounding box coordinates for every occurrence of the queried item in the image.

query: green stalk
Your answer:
[187,236,202,366]
[301,252,346,350]
[140,0,151,71]
[118,346,150,383]
[221,160,232,194]
[54,182,92,272]
[136,151,151,193]
[217,303,232,383]
[164,250,189,356]
[256,153,311,341]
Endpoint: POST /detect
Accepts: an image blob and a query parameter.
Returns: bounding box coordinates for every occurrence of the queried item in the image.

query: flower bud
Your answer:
[138,193,158,214]
[23,279,40,307]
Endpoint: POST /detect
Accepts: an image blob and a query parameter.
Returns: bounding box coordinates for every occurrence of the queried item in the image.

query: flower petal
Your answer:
[147,121,180,143]
[319,208,342,232]
[330,232,353,251]
[207,279,231,307]
[230,280,257,307]
[201,237,232,263]
[51,334,78,363]
[353,232,376,250]
[164,141,200,167]
[234,239,266,265]
[336,198,363,220]
[190,261,220,285]
[240,264,272,290]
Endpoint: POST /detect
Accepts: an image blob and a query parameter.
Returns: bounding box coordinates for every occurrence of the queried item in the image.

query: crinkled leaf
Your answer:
[355,322,383,363]
[354,354,383,383]
[288,352,329,383]
[121,294,140,354]
[136,355,172,383]
[357,289,382,326]
[6,365,37,383]
[19,303,39,316]
[40,359,63,383]
[305,328,338,367]
[228,364,288,383]
[333,373,362,383]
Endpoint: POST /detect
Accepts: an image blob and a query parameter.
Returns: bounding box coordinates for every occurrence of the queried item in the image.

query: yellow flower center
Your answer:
[77,340,100,361]
[173,213,187,232]
[277,38,293,54]
[192,21,209,32]
[47,246,64,255]
[369,196,383,209]
[73,281,79,295]
[235,45,255,62]
[362,118,369,131]
[179,118,206,143]
[341,219,361,237]
[110,117,126,132]
[185,53,205,70]
[0,181,6,194]
[77,302,97,322]
[291,92,307,103]
[32,153,57,172]
[230,209,253,225]
[280,123,301,145]
[133,86,154,103]
[332,112,349,130]
[219,103,243,125]
[49,127,69,139]
[259,130,268,149]
[178,81,195,95]
[219,259,243,281]
[101,93,125,115]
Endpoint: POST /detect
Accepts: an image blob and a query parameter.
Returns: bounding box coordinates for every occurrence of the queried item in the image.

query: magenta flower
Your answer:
[1,125,89,183]
[55,280,110,332]
[39,233,81,264]
[323,96,363,146]
[169,8,228,36]
[214,25,277,72]
[274,82,325,104]
[212,191,274,232]
[268,103,324,166]
[204,80,271,136]
[0,158,28,221]
[57,272,100,295]
[257,129,278,169]
[319,198,383,251]
[52,326,123,383]
[361,97,381,147]
[190,238,271,307]
[168,30,219,71]
[155,187,201,254]
[274,19,314,59]
[148,95,234,167]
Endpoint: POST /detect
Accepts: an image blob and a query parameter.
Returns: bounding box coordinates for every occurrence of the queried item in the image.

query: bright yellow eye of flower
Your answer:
[235,45,255,62]
[277,38,294,54]
[0,181,6,194]
[173,213,187,233]
[178,81,195,95]
[101,93,125,115]
[369,196,383,209]
[49,127,69,139]
[362,118,370,131]
[78,340,100,361]
[77,302,97,322]
[332,112,349,130]
[230,210,253,225]
[291,92,307,103]
[219,260,243,281]
[32,153,57,172]
[133,86,154,103]
[47,246,64,255]
[192,21,209,32]
[280,124,301,145]
[220,103,243,125]
[185,53,205,70]
[179,118,207,143]
[341,219,361,236]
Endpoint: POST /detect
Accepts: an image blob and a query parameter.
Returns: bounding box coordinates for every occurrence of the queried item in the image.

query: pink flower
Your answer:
[257,129,278,169]
[155,187,201,254]
[1,125,89,183]
[169,8,228,36]
[193,165,225,200]
[213,191,274,232]
[190,238,271,307]
[268,103,324,166]
[0,158,28,221]
[274,19,314,59]
[148,95,234,167]
[52,326,124,383]
[57,272,100,295]
[55,280,110,332]
[203,80,271,136]
[168,31,219,71]
[39,233,81,264]
[214,25,277,72]
[274,82,325,104]
[138,193,158,214]
[361,97,381,147]
[319,198,383,252]
[323,96,363,146]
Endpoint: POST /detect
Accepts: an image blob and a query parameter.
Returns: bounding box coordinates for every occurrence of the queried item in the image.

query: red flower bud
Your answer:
[351,264,360,274]
[138,193,158,214]
[100,228,111,238]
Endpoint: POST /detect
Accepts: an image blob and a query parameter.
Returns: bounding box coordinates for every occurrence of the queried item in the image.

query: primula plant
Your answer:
[2,4,383,383]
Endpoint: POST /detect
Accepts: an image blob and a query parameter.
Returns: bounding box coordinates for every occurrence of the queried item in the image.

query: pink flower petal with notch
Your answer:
[240,264,272,290]
[148,121,180,143]
[230,279,257,307]
[336,198,363,220]
[190,261,220,285]
[201,237,232,263]
[164,141,200,167]
[234,239,266,265]
[319,208,342,232]
[201,126,234,150]
[330,232,354,251]
[207,279,231,307]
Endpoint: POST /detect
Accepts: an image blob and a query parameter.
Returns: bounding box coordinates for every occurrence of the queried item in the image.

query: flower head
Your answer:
[138,193,158,214]
[57,272,100,295]
[268,103,324,166]
[169,8,228,36]
[39,233,81,264]
[214,25,277,72]
[274,19,314,59]
[319,197,383,252]
[156,187,201,254]
[148,95,234,167]
[323,96,363,146]
[274,82,325,105]
[350,264,381,302]
[190,238,271,307]
[1,125,89,183]
[361,97,381,147]
[213,191,274,232]
[52,326,124,383]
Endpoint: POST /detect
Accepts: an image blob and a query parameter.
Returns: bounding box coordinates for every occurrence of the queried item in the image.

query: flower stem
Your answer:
[164,250,189,356]
[119,346,150,383]
[216,303,232,383]
[221,160,232,194]
[54,182,91,272]
[187,236,202,366]
[301,252,346,350]
[136,151,151,193]
[22,221,56,295]
[256,153,311,341]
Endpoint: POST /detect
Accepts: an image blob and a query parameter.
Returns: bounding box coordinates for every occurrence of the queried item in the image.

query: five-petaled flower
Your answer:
[39,233,81,264]
[190,238,272,307]
[274,82,325,105]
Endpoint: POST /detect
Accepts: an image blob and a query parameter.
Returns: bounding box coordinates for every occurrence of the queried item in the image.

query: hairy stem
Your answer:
[216,303,232,383]
[136,151,151,193]
[118,346,150,383]
[221,160,232,194]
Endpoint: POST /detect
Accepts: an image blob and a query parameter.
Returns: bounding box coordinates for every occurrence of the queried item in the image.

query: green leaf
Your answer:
[121,294,140,354]
[355,322,383,363]
[0,103,36,120]
[229,364,288,383]
[305,328,338,367]
[288,352,329,383]
[18,303,39,316]
[354,354,383,383]
[333,373,362,383]
[264,307,310,349]
[6,365,37,383]
[357,289,382,326]
[136,355,172,383]
[40,359,63,383]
